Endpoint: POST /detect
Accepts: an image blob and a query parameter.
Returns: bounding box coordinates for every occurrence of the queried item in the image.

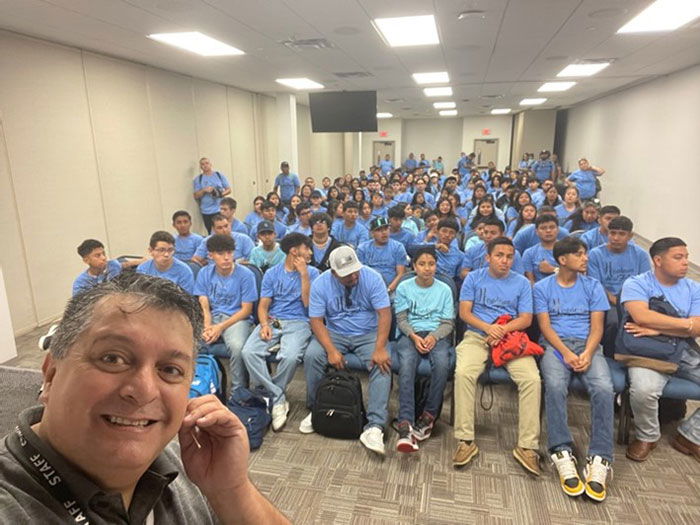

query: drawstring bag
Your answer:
[490,314,544,367]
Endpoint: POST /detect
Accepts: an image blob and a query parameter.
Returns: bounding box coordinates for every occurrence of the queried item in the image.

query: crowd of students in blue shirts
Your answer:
[67,150,699,505]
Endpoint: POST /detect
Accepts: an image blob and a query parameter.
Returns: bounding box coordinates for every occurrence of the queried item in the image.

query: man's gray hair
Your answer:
[50,273,203,359]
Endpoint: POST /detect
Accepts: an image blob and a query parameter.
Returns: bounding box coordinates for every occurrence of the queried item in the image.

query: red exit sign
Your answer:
[379,131,388,137]
[482,128,491,136]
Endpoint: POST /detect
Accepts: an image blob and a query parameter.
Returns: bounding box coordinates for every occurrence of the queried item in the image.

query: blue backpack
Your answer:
[226,386,273,450]
[189,355,226,402]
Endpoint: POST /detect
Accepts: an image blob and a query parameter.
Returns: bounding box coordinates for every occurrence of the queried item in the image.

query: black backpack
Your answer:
[312,367,367,439]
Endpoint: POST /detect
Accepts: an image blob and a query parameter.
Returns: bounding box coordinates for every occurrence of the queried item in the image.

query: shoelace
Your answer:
[587,459,612,485]
[553,453,578,480]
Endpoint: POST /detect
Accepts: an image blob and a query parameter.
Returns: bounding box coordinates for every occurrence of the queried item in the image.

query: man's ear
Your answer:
[39,353,57,405]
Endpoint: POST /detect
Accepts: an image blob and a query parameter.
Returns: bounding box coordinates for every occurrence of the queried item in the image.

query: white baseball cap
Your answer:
[329,246,362,277]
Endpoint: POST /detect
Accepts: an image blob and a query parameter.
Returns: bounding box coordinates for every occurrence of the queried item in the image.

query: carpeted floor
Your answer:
[7,324,700,524]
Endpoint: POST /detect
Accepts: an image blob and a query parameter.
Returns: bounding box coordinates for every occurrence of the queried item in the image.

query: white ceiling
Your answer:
[1,0,699,118]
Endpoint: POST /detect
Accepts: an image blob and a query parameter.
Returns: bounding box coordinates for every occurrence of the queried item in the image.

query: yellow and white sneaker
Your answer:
[550,450,584,497]
[583,456,612,502]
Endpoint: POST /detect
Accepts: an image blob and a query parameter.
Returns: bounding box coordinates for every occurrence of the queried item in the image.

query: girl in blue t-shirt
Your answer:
[541,185,562,209]
[505,190,532,225]
[508,203,537,238]
[266,191,286,222]
[555,187,581,224]
[563,201,599,233]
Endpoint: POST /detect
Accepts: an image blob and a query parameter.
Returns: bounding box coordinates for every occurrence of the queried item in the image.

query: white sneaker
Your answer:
[271,401,289,432]
[550,450,584,497]
[583,455,612,502]
[359,426,385,456]
[38,324,59,351]
[299,412,314,434]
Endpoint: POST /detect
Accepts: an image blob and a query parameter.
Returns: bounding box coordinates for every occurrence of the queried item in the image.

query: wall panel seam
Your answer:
[144,70,166,228]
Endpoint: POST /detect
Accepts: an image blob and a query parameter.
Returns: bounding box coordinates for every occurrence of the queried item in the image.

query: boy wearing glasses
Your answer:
[137,231,194,294]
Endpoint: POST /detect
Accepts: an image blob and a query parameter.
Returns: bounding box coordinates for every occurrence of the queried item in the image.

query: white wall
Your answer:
[360,118,403,170]
[461,115,513,170]
[511,109,556,166]
[562,64,700,257]
[403,118,463,167]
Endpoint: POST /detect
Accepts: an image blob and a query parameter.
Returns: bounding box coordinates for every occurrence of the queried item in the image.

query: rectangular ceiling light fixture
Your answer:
[618,0,700,33]
[490,108,511,115]
[557,62,610,77]
[433,101,456,109]
[520,98,547,105]
[377,112,393,119]
[439,110,458,116]
[424,86,453,97]
[275,78,324,90]
[148,32,244,56]
[373,15,440,47]
[413,71,449,84]
[538,81,576,92]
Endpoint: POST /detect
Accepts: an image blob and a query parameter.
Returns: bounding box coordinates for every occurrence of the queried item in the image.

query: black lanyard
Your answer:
[6,425,91,524]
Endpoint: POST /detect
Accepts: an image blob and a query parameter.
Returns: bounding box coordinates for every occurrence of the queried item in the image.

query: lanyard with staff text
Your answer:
[6,425,91,524]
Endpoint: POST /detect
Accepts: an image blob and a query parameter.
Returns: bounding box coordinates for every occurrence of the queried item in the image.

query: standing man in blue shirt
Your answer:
[193,157,231,233]
[242,233,320,431]
[620,237,700,462]
[357,217,407,294]
[273,161,300,206]
[404,152,418,171]
[535,237,614,501]
[452,237,542,475]
[194,234,258,390]
[567,158,605,200]
[137,231,194,294]
[531,150,555,183]
[300,246,392,455]
[379,154,394,174]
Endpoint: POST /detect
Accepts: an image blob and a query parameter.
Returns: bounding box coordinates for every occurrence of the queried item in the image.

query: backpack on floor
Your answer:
[312,367,367,439]
[189,354,227,402]
[226,386,273,450]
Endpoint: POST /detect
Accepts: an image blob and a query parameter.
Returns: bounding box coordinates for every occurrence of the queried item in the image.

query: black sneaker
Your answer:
[396,421,418,453]
[413,411,435,442]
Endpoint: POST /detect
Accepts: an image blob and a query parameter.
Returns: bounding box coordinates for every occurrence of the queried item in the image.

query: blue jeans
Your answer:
[242,320,312,405]
[304,331,391,430]
[628,346,700,445]
[212,313,254,390]
[396,334,451,423]
[540,339,614,461]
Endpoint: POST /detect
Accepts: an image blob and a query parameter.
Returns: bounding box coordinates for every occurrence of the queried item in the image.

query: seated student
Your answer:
[285,202,313,236]
[522,215,559,284]
[534,237,614,501]
[248,221,286,273]
[266,191,287,222]
[460,217,525,280]
[429,218,464,281]
[580,205,620,250]
[567,158,604,200]
[388,205,416,249]
[309,212,344,273]
[415,210,440,244]
[244,195,265,233]
[309,190,327,213]
[526,177,545,208]
[555,186,580,225]
[357,217,407,294]
[194,234,258,389]
[72,239,124,296]
[137,231,194,294]
[300,246,392,455]
[369,191,388,218]
[260,200,288,240]
[399,203,420,234]
[413,178,436,208]
[219,197,250,237]
[563,201,599,233]
[242,233,320,431]
[453,237,542,474]
[192,215,254,266]
[464,219,486,251]
[540,184,562,209]
[506,203,537,238]
[587,216,651,356]
[172,210,204,264]
[394,247,455,453]
[513,206,570,254]
[331,201,370,248]
[620,237,700,462]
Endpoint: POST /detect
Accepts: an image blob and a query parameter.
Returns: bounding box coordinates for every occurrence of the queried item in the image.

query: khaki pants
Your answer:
[454,331,541,449]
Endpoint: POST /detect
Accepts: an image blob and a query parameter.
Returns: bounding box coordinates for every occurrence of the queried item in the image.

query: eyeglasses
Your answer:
[153,247,175,254]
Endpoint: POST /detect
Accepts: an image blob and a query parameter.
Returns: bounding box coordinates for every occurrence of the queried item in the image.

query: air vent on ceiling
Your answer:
[385,98,405,103]
[333,71,373,78]
[401,107,411,111]
[480,94,503,99]
[281,38,334,51]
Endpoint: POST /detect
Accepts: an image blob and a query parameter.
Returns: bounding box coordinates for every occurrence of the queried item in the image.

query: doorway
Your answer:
[372,141,395,166]
[473,139,499,168]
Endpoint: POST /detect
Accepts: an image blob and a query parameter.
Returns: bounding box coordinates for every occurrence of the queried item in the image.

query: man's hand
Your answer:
[202,324,223,344]
[625,322,661,337]
[435,242,449,253]
[204,186,215,194]
[371,347,392,374]
[259,324,272,341]
[573,351,592,373]
[539,260,557,274]
[292,255,307,274]
[561,350,580,370]
[327,349,345,370]
[179,395,249,497]
[486,324,506,342]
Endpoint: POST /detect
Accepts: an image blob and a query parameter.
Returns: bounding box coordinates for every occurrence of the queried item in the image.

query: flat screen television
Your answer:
[308,91,377,132]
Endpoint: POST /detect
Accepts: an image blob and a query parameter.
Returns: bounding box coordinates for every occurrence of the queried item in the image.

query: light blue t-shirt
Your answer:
[567,170,597,199]
[331,221,370,248]
[193,263,258,318]
[194,232,254,262]
[588,244,651,295]
[274,172,300,201]
[357,239,408,285]
[230,218,250,238]
[555,204,576,224]
[248,245,285,272]
[379,159,394,173]
[563,219,598,233]
[174,233,203,261]
[621,271,700,318]
[309,266,390,336]
[72,260,122,296]
[136,259,194,294]
[460,268,533,335]
[522,244,557,282]
[261,262,320,321]
[244,212,263,233]
[193,172,230,214]
[435,244,465,279]
[531,159,553,182]
[394,277,454,333]
[285,222,312,236]
[460,243,525,275]
[580,228,607,250]
[513,224,570,254]
[390,228,416,249]
[534,274,609,340]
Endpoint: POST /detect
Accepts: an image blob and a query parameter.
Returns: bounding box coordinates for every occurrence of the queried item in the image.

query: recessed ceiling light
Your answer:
[433,101,456,109]
[491,108,511,115]
[424,87,453,97]
[520,98,547,106]
[148,32,244,56]
[376,112,393,119]
[439,110,458,116]
[618,0,700,33]
[557,62,611,77]
[458,10,486,20]
[275,78,324,90]
[372,15,440,47]
[538,81,576,92]
[412,71,450,84]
